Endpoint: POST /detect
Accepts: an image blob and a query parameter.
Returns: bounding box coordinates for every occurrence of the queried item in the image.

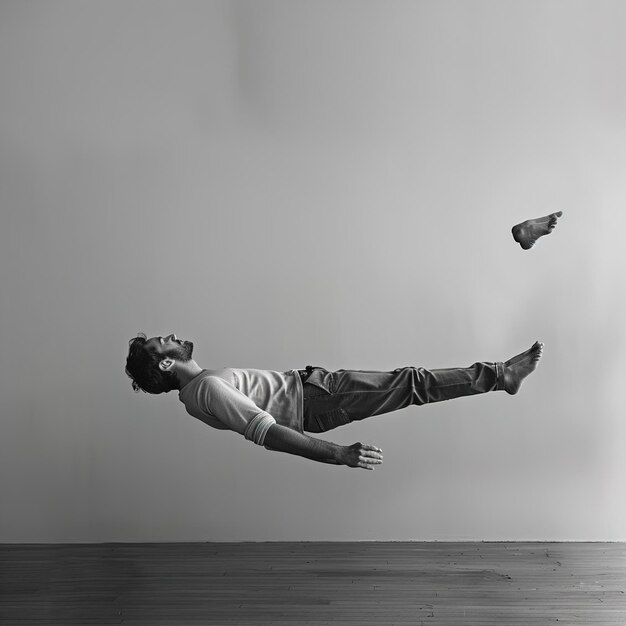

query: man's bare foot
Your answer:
[512,211,563,250]
[503,341,544,394]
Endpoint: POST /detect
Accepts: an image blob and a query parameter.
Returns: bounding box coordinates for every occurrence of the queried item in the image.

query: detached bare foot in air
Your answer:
[503,341,544,394]
[512,211,563,250]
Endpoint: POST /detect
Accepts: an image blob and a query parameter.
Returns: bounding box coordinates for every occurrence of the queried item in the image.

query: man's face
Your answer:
[145,334,194,362]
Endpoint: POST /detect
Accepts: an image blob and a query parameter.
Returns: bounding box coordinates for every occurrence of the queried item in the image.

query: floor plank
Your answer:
[1,542,625,625]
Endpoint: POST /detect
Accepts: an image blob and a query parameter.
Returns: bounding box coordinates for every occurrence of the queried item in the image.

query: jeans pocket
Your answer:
[314,408,350,433]
[303,367,335,397]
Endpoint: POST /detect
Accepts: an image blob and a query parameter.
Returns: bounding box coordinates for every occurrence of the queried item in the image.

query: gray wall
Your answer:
[1,0,625,542]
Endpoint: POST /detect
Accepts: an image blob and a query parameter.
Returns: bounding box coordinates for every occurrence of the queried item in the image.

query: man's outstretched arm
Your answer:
[263,423,383,469]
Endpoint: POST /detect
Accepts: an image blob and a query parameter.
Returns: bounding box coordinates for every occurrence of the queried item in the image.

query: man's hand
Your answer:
[263,424,383,469]
[340,442,384,470]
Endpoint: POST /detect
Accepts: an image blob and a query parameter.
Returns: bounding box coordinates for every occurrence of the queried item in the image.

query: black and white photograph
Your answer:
[1,1,625,624]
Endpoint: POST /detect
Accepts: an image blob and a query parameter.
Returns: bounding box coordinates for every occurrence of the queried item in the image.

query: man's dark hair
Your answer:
[125,333,178,394]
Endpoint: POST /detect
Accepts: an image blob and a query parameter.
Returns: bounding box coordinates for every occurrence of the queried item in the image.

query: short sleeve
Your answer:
[199,376,276,446]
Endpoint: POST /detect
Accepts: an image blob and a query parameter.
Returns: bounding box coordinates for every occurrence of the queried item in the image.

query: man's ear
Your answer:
[158,358,175,372]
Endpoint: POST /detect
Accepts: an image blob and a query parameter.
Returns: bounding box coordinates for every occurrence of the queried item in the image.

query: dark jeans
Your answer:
[302,361,505,433]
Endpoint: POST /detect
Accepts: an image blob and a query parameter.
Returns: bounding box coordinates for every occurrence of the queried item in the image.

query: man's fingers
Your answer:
[358,455,383,469]
[362,450,383,458]
[357,444,383,468]
[349,442,384,469]
[361,450,383,462]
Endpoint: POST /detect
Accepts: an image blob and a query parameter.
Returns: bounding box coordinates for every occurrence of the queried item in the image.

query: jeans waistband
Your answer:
[298,366,314,383]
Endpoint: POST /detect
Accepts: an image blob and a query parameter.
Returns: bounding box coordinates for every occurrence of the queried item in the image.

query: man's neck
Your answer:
[175,360,204,390]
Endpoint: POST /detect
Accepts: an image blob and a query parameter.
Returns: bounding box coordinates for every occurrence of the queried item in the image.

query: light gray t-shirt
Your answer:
[179,368,304,447]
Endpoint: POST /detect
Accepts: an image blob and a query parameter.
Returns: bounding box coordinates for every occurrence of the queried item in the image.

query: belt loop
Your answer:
[495,361,505,390]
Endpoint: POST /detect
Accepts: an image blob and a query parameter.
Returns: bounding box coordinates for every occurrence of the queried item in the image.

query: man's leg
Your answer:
[302,341,543,432]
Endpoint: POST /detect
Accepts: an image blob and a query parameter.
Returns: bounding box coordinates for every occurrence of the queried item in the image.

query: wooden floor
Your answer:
[1,542,625,625]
